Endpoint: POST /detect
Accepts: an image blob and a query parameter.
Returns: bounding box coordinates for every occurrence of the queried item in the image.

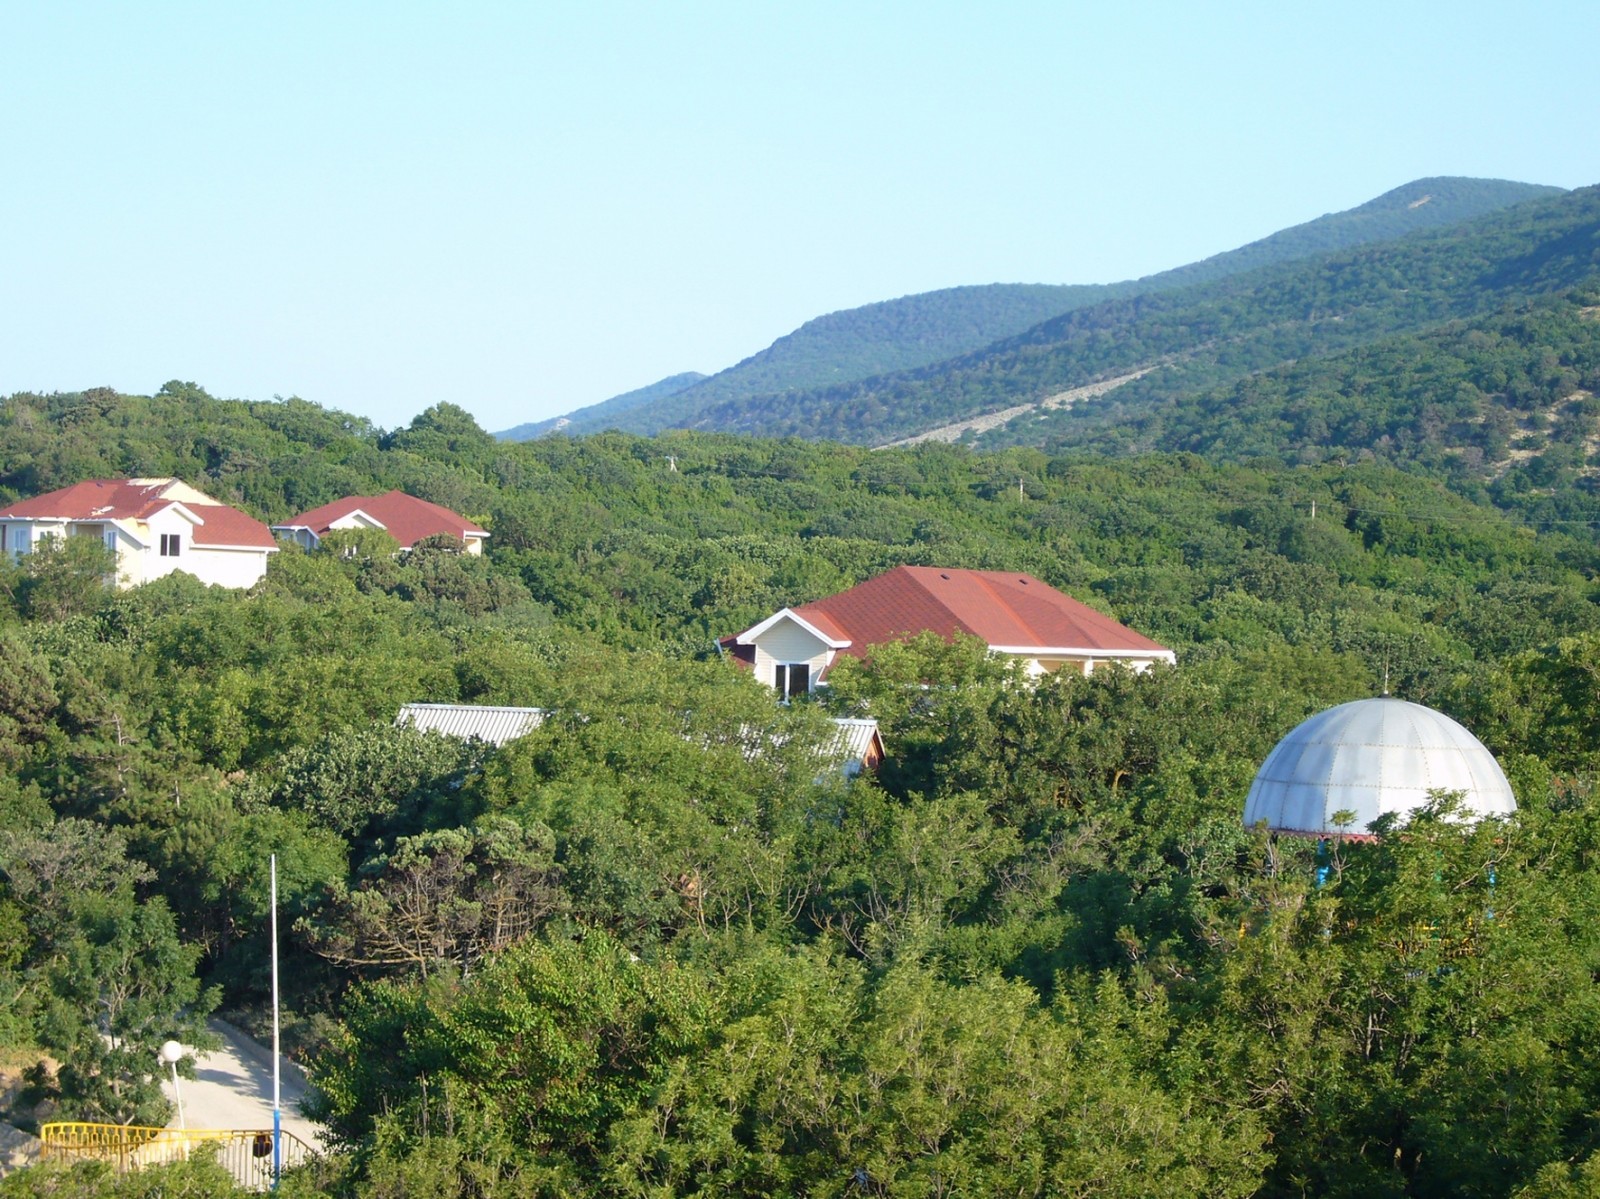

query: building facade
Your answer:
[0,478,276,589]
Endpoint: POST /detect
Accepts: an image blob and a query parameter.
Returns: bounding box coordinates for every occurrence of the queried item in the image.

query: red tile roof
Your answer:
[1,479,182,522]
[277,491,486,549]
[0,479,276,548]
[789,566,1169,662]
[186,506,279,549]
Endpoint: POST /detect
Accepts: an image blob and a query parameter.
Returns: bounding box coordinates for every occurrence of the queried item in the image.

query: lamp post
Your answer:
[159,1041,186,1130]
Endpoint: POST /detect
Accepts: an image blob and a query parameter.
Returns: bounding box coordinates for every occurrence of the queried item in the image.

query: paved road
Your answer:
[161,1020,322,1148]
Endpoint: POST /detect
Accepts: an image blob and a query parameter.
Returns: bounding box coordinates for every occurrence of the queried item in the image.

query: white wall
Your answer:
[751,618,833,690]
[2,513,268,589]
[140,508,197,583]
[329,512,384,531]
[2,520,48,554]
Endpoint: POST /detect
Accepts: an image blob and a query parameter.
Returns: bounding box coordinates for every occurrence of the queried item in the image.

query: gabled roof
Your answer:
[395,703,545,746]
[761,566,1170,661]
[276,490,487,549]
[828,717,885,775]
[734,607,852,649]
[0,478,277,549]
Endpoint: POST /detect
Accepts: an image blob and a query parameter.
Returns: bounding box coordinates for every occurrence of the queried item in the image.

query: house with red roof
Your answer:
[721,566,1175,698]
[0,478,277,589]
[272,491,488,554]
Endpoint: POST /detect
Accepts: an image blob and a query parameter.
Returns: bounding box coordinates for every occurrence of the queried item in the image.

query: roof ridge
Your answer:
[967,570,1035,640]
[902,566,980,637]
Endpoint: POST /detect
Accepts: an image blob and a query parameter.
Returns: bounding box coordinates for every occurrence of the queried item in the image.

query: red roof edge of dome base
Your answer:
[1255,826,1381,844]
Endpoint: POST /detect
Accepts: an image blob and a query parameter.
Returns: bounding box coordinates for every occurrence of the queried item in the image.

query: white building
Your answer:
[397,701,885,776]
[274,491,488,554]
[0,478,277,590]
[721,566,1175,698]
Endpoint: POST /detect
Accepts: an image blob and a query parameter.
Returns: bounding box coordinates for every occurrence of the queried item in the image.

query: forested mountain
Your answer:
[532,177,1558,438]
[561,284,1121,435]
[10,384,1600,1195]
[495,371,706,441]
[669,183,1600,445]
[1023,286,1600,492]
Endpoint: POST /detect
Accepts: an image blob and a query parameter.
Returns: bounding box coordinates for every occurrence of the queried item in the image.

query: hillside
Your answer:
[677,183,1600,445]
[550,176,1560,437]
[563,283,1123,435]
[495,371,706,441]
[1019,286,1600,515]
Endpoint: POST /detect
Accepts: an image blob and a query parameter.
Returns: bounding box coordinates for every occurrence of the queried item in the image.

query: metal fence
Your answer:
[40,1123,319,1192]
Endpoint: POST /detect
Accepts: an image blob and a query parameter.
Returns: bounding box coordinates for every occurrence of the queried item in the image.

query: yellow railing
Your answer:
[40,1123,318,1191]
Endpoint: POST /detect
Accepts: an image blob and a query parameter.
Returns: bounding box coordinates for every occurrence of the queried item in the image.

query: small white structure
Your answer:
[1244,698,1517,837]
[396,703,546,746]
[0,478,276,590]
[828,717,885,777]
[397,703,885,778]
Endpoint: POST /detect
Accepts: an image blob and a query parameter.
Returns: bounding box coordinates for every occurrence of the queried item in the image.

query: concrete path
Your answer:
[162,1020,322,1148]
[0,1123,41,1177]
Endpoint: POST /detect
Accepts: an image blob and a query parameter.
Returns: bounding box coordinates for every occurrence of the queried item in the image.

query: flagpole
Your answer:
[271,853,281,1187]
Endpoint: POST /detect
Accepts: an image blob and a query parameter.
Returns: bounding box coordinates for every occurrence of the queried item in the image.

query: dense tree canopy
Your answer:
[5,387,1600,1195]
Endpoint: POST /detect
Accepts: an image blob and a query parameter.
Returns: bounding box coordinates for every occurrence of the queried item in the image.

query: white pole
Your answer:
[271,854,281,1185]
[170,1061,185,1129]
[159,1041,186,1133]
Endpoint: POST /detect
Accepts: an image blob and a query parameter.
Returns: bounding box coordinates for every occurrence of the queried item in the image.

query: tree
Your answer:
[2,821,216,1126]
[301,818,562,978]
[13,535,115,622]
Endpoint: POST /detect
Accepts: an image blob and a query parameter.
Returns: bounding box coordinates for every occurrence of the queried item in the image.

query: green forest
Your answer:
[7,379,1600,1197]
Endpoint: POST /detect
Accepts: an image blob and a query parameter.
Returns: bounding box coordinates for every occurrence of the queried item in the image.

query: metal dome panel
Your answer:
[1243,698,1515,836]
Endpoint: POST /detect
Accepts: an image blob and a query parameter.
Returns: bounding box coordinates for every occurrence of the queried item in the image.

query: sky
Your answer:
[1,3,1597,433]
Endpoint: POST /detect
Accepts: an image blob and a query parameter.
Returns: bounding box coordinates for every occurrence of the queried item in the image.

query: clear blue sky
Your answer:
[1,2,1596,431]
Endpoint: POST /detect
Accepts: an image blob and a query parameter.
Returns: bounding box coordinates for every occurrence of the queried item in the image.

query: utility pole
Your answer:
[1311,500,1317,521]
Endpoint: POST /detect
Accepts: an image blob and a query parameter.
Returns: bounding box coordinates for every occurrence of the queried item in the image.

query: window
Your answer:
[160,534,181,557]
[773,662,810,699]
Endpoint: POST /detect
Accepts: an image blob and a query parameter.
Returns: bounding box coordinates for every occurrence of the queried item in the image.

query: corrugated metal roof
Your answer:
[396,705,880,776]
[396,703,546,746]
[829,718,881,772]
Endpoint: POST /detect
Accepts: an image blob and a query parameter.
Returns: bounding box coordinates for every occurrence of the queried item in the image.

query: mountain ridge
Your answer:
[497,371,706,441]
[675,182,1600,446]
[517,177,1562,439]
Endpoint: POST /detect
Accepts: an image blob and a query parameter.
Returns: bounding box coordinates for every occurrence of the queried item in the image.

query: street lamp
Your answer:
[159,1041,186,1130]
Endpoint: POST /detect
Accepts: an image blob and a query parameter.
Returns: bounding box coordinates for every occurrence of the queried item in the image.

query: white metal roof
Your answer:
[395,703,546,746]
[1243,698,1516,836]
[829,717,882,773]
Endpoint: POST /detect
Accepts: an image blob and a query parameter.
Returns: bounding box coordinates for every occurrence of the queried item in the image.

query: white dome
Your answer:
[1243,698,1516,836]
